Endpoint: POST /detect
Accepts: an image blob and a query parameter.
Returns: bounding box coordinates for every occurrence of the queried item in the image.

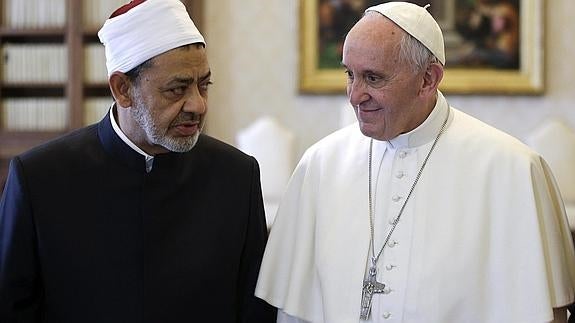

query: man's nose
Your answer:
[182,87,206,114]
[347,78,369,108]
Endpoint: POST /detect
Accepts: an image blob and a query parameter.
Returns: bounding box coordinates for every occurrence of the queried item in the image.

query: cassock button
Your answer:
[385,264,396,271]
[388,240,398,248]
[396,171,405,179]
[392,195,402,202]
[388,218,396,225]
[383,286,392,294]
[383,312,392,319]
[399,151,407,159]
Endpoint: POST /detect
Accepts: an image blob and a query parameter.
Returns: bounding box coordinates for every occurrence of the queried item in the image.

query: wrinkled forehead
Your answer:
[344,14,404,57]
[142,44,210,76]
[347,13,405,46]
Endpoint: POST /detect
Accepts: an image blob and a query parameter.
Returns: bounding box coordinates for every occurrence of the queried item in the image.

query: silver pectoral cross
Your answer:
[360,266,386,320]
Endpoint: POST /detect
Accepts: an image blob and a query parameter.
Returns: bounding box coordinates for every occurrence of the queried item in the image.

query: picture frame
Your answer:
[299,0,544,95]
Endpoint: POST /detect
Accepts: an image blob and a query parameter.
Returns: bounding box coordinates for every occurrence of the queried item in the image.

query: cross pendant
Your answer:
[360,266,386,320]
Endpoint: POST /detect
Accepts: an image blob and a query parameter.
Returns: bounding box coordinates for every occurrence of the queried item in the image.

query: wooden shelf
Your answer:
[0,27,65,42]
[0,130,66,158]
[0,0,204,195]
[0,27,66,36]
[83,33,100,43]
[1,84,66,97]
[84,84,111,97]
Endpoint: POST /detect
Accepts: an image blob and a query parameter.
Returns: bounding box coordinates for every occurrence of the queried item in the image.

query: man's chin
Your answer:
[359,123,378,138]
[161,133,201,153]
[359,124,392,141]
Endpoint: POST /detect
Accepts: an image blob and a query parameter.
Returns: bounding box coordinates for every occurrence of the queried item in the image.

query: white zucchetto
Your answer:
[366,2,445,65]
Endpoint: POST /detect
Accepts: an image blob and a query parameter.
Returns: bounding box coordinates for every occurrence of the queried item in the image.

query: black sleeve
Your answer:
[568,303,575,323]
[237,158,277,323]
[0,158,43,322]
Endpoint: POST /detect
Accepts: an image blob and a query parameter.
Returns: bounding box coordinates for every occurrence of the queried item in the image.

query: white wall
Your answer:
[203,0,575,162]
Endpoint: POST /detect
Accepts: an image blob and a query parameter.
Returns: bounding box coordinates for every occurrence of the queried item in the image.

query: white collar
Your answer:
[373,90,450,152]
[109,104,155,172]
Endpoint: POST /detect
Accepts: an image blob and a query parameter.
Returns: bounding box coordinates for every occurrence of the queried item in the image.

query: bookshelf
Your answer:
[0,0,204,193]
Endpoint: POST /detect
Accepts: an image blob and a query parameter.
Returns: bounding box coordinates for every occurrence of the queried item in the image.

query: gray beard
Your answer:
[130,100,201,153]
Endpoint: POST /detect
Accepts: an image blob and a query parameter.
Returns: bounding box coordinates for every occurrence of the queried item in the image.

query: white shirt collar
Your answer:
[109,104,155,172]
[373,90,450,151]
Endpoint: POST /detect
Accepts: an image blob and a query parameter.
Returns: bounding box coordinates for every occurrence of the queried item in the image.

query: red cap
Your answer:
[109,0,146,18]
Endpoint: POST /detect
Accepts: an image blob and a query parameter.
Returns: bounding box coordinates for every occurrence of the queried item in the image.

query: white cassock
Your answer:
[255,91,575,323]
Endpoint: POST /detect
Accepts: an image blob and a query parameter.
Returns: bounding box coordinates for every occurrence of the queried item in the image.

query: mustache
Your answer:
[173,112,201,123]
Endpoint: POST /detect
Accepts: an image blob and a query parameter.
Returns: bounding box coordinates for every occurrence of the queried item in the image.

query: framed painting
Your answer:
[299,0,544,94]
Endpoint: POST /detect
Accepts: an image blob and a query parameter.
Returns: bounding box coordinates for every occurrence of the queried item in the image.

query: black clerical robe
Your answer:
[0,113,276,322]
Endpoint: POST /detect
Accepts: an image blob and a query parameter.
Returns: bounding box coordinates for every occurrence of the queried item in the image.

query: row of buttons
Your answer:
[382,241,397,319]
[381,149,407,320]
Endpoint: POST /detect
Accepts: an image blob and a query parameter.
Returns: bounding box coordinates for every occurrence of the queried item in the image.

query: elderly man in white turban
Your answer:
[255,2,575,323]
[0,0,276,322]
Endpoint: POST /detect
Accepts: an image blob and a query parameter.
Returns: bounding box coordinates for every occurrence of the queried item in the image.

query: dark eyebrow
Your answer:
[364,69,380,75]
[165,70,212,87]
[199,71,212,83]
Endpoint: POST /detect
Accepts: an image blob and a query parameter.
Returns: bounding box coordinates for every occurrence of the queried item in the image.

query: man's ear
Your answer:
[109,72,133,108]
[420,63,444,96]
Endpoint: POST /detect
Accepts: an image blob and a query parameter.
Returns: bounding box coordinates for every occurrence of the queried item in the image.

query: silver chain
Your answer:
[368,108,450,266]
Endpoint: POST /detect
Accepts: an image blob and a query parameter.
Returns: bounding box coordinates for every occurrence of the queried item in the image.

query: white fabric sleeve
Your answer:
[277,310,311,323]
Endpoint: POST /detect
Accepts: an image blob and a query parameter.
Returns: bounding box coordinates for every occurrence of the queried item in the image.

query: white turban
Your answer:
[98,0,205,76]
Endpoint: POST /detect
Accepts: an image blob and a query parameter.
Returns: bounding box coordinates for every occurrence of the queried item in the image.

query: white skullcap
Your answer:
[98,0,205,76]
[366,2,445,65]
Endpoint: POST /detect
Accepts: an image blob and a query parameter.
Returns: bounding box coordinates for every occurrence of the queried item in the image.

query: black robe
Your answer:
[0,113,276,322]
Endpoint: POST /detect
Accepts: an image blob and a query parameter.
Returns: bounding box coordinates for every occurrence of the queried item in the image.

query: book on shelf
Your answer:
[2,98,67,131]
[3,0,135,30]
[84,98,113,126]
[84,44,107,84]
[2,44,67,84]
[3,0,66,29]
[82,0,190,30]
[83,0,130,30]
[1,97,114,131]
